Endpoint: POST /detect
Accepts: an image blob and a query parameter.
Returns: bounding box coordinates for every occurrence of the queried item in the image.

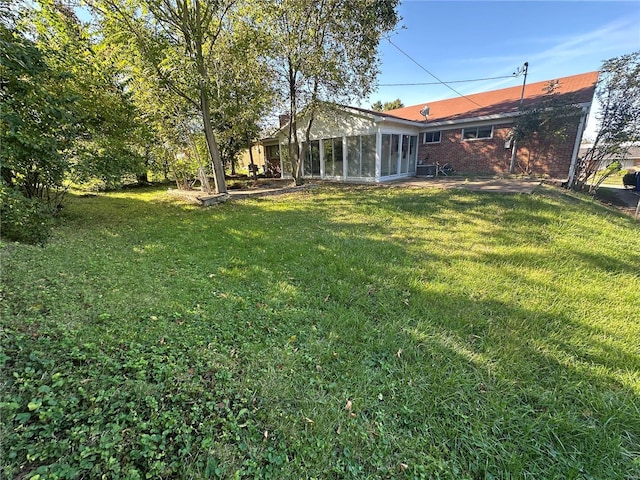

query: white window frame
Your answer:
[422,131,441,144]
[462,125,493,141]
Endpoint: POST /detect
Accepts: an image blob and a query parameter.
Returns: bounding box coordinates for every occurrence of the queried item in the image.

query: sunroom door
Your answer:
[303,140,320,177]
[401,135,417,174]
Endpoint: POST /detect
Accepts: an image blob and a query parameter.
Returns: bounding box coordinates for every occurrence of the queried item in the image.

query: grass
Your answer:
[593,169,636,187]
[1,184,639,479]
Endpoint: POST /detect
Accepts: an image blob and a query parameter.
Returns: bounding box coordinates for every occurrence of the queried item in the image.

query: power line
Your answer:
[379,74,515,87]
[385,37,488,108]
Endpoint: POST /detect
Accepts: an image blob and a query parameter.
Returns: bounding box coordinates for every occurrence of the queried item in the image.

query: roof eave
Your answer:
[374,116,425,127]
[419,102,592,129]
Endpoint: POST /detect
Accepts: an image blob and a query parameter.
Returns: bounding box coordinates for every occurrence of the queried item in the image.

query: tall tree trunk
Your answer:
[191,1,226,195]
[200,86,227,194]
[288,64,303,186]
[137,171,149,184]
[299,82,319,183]
[299,108,315,181]
[247,131,257,179]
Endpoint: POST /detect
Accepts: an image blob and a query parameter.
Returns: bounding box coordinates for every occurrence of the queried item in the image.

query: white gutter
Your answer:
[341,105,499,128]
[567,106,589,188]
[422,111,523,128]
[418,102,593,129]
[371,115,426,127]
[269,101,593,138]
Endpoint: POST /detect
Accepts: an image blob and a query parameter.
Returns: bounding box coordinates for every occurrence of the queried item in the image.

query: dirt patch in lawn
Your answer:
[391,177,542,194]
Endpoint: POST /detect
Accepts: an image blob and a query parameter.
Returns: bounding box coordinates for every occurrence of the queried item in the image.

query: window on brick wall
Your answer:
[463,126,493,140]
[422,131,441,144]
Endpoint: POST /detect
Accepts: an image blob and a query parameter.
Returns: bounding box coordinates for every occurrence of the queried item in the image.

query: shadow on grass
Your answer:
[53,186,639,386]
[8,183,636,478]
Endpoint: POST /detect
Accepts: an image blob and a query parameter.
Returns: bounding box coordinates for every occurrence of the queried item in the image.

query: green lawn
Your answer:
[1,184,639,479]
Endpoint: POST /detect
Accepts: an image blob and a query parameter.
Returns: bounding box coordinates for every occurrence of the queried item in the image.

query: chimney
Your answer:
[279,114,291,127]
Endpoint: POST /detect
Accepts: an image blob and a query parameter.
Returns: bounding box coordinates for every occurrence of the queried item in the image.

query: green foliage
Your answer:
[371,98,404,111]
[511,80,583,174]
[266,0,400,184]
[90,0,238,193]
[35,1,146,185]
[0,184,53,245]
[0,2,147,208]
[575,51,640,192]
[208,14,275,174]
[169,134,210,189]
[0,19,77,206]
[594,51,640,146]
[590,160,622,192]
[1,185,639,478]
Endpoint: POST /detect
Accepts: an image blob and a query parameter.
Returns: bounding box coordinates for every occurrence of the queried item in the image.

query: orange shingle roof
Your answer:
[385,71,599,123]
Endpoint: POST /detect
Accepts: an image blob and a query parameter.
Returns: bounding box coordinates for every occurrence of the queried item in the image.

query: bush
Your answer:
[0,184,53,245]
[73,178,108,192]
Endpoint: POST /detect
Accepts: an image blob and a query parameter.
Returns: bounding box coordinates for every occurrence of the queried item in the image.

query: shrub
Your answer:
[73,178,108,192]
[0,184,53,245]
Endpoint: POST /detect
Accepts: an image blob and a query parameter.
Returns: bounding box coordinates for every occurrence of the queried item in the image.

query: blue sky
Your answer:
[364,0,640,115]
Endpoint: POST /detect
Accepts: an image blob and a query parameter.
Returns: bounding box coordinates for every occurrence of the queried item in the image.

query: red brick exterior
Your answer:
[418,121,580,178]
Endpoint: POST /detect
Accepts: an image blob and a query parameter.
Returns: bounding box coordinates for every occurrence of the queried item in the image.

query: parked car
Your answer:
[622,171,640,191]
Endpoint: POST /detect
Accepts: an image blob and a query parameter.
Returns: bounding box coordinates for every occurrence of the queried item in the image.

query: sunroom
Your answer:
[276,106,422,182]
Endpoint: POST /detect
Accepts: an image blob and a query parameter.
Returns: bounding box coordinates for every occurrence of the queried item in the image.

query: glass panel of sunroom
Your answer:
[323,138,333,176]
[303,140,320,177]
[390,134,399,175]
[312,141,320,175]
[381,135,391,176]
[361,135,376,177]
[333,138,343,177]
[347,136,360,177]
[401,135,409,174]
[409,135,417,173]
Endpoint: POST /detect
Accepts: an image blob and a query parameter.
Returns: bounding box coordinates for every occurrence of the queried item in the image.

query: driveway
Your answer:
[595,184,640,216]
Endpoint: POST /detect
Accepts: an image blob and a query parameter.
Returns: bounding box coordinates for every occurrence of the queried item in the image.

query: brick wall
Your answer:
[418,121,580,178]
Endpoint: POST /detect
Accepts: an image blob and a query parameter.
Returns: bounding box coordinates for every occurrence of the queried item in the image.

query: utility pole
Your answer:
[509,62,528,174]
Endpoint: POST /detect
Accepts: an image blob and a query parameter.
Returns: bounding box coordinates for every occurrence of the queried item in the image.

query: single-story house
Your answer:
[238,115,289,176]
[237,138,281,176]
[266,71,598,182]
[578,144,640,171]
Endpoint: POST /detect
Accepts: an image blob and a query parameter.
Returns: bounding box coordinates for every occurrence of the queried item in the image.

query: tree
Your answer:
[371,98,404,111]
[105,36,205,187]
[572,51,640,192]
[510,80,582,175]
[1,17,76,207]
[1,0,144,205]
[208,15,275,177]
[266,0,400,185]
[89,0,241,194]
[1,1,147,243]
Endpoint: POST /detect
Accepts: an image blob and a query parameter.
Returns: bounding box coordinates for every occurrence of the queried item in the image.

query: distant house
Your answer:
[265,71,598,182]
[238,115,288,177]
[238,138,281,177]
[578,144,640,171]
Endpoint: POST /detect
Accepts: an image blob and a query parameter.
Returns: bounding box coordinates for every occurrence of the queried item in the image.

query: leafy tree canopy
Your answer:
[88,0,264,194]
[265,0,400,184]
[1,0,145,206]
[574,50,640,191]
[371,98,404,111]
